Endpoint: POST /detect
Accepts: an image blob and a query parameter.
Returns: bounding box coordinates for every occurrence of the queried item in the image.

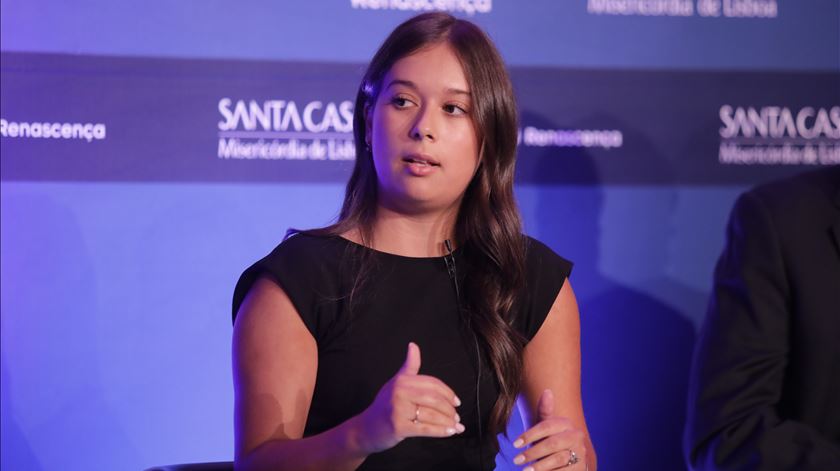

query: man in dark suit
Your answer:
[684,166,840,470]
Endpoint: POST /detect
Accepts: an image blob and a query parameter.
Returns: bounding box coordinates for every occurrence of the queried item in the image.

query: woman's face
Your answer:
[367,42,480,215]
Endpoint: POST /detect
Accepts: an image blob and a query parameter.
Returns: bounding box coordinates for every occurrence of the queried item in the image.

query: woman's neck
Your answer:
[346,203,459,258]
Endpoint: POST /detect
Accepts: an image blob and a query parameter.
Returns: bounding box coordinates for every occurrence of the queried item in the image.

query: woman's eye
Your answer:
[391,97,412,108]
[443,104,467,115]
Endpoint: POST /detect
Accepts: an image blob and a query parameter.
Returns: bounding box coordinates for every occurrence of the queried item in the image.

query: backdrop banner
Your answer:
[3,52,837,184]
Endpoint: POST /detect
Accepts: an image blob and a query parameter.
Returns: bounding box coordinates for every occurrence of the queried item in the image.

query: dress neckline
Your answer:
[336,235,461,262]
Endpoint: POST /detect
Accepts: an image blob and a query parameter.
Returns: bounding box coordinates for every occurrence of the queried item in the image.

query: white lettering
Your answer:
[587,0,694,17]
[340,101,355,131]
[777,107,797,138]
[268,100,286,131]
[303,101,324,133]
[218,137,356,161]
[217,98,355,134]
[0,118,106,142]
[350,0,492,15]
[831,106,840,133]
[281,101,303,132]
[521,126,623,149]
[588,0,777,18]
[719,105,840,139]
[723,0,777,18]
[249,100,271,131]
[697,0,721,16]
[812,107,839,139]
[322,102,349,133]
[719,105,736,138]
[796,107,817,139]
[218,98,234,130]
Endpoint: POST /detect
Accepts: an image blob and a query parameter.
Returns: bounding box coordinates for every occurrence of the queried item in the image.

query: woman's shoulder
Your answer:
[514,236,574,341]
[232,232,350,324]
[523,235,574,278]
[262,231,346,263]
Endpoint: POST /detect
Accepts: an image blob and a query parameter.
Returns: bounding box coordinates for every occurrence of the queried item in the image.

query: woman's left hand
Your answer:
[512,389,588,470]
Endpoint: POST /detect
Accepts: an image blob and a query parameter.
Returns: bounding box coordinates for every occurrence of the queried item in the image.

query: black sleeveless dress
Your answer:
[232,234,572,470]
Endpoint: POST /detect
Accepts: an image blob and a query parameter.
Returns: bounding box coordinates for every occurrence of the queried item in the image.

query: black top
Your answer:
[232,234,573,470]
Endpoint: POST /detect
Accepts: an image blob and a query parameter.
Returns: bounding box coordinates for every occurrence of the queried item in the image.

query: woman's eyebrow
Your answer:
[385,79,471,97]
[385,79,418,91]
[445,87,471,97]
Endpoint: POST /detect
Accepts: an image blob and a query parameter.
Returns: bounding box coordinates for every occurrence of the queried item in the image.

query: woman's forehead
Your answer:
[383,43,470,95]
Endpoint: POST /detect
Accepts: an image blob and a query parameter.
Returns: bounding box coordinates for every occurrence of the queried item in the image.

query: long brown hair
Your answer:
[299,12,526,435]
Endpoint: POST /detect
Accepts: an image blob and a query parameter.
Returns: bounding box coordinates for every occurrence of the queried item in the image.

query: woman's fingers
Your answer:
[396,386,459,424]
[409,419,466,437]
[511,416,588,469]
[528,448,583,471]
[399,342,422,375]
[404,373,461,406]
[397,375,460,416]
[531,447,585,471]
[513,416,573,448]
[413,405,464,428]
[397,343,460,405]
[512,428,585,469]
[371,343,466,442]
[388,368,464,439]
[392,394,464,439]
[410,405,466,435]
[361,344,467,452]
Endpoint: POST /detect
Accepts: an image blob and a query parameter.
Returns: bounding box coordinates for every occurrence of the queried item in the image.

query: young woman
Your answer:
[231,12,595,471]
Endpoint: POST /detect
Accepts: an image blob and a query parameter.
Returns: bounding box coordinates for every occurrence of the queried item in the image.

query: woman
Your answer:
[232,12,595,471]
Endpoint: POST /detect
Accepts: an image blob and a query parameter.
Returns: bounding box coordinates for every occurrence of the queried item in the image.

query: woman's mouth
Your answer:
[402,154,441,167]
[403,154,441,175]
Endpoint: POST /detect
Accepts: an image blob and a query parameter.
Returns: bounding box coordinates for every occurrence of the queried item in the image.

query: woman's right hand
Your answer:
[354,342,465,454]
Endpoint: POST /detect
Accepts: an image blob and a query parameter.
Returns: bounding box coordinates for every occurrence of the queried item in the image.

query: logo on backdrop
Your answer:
[518,125,623,150]
[586,0,777,18]
[717,105,840,165]
[217,98,356,161]
[350,0,492,14]
[0,118,106,142]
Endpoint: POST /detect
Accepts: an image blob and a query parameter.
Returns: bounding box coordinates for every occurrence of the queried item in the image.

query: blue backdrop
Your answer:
[1,1,838,470]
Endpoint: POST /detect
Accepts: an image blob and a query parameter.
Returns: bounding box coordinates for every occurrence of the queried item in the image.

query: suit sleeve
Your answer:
[684,190,840,470]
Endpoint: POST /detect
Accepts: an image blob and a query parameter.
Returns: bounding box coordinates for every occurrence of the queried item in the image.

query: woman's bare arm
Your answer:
[232,276,462,471]
[232,276,368,471]
[518,279,597,471]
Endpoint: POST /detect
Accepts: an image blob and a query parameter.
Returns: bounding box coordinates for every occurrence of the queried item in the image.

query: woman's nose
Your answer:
[410,108,436,142]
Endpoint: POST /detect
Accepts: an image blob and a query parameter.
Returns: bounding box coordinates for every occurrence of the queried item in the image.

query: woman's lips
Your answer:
[402,154,440,176]
[403,154,440,164]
